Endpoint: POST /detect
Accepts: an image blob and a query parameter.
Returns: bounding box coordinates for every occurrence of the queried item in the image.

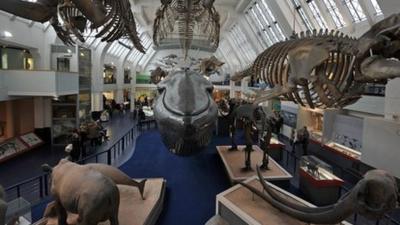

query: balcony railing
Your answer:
[4,126,137,204]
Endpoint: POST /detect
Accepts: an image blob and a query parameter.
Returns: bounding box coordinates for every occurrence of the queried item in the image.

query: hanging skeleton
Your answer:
[153,0,220,58]
[234,13,400,109]
[0,0,145,52]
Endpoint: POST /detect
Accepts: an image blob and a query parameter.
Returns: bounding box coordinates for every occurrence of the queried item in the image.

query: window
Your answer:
[322,0,346,28]
[218,40,241,67]
[343,0,366,23]
[370,0,382,15]
[246,1,285,48]
[306,0,328,29]
[229,25,257,64]
[288,0,314,30]
[260,0,286,41]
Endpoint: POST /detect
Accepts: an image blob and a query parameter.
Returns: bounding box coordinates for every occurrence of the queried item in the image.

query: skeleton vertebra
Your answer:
[154,70,217,156]
[241,168,399,224]
[0,0,145,52]
[237,14,400,108]
[153,0,220,59]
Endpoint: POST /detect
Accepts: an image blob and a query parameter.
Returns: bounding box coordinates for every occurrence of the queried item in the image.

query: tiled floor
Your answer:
[0,112,137,188]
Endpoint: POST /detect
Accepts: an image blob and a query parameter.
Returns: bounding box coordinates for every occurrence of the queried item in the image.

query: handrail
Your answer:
[4,126,138,203]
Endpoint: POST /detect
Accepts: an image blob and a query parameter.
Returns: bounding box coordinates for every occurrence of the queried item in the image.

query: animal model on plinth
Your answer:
[241,167,399,224]
[42,159,120,225]
[0,0,145,51]
[233,13,400,109]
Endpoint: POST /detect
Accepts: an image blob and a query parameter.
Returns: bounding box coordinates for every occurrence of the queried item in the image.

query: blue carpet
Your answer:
[120,131,242,225]
[31,130,246,225]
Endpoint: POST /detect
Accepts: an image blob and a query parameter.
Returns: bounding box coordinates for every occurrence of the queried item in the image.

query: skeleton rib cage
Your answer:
[252,30,364,109]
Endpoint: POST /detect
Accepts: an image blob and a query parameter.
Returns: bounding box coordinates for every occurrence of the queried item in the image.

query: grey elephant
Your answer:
[43,159,120,225]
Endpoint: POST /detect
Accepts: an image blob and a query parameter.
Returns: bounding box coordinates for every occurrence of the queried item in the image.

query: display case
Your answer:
[0,133,43,163]
[299,155,344,206]
[6,197,32,225]
[0,138,28,162]
[324,142,361,161]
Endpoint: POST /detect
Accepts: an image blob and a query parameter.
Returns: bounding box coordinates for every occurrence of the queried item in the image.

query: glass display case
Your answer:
[300,155,334,180]
[299,155,344,205]
[325,142,361,161]
[6,197,31,225]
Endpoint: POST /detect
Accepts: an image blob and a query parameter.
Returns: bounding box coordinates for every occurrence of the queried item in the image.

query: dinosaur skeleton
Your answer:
[153,0,220,58]
[235,13,400,109]
[0,0,145,52]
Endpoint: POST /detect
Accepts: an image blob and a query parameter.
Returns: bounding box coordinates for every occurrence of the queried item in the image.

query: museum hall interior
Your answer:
[0,0,400,224]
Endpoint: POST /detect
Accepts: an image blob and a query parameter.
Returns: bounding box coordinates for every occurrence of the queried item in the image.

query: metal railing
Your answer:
[4,126,138,204]
[277,143,400,225]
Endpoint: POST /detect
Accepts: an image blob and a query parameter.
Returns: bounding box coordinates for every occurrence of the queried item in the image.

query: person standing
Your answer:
[70,129,81,162]
[289,128,295,148]
[301,126,310,155]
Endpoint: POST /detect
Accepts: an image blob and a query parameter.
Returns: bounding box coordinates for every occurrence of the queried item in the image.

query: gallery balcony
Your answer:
[0,69,79,97]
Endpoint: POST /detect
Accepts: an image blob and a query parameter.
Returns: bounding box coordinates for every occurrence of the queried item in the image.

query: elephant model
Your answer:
[43,159,120,225]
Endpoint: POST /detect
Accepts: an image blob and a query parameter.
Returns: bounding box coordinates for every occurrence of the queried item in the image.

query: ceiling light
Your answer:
[67,49,72,53]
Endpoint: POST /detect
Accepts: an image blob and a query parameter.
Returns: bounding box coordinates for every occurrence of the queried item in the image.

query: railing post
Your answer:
[107,150,112,165]
[44,174,49,196]
[122,137,125,151]
[17,186,20,198]
[39,176,44,198]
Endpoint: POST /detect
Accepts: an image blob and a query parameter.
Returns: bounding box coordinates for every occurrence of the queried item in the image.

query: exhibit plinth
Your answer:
[34,178,166,225]
[215,177,351,225]
[217,145,292,185]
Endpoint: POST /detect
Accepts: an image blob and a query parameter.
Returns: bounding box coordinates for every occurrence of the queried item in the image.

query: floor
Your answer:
[2,116,400,225]
[0,112,136,188]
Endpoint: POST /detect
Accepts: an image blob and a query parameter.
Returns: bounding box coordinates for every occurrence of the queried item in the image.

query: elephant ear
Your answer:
[41,164,53,173]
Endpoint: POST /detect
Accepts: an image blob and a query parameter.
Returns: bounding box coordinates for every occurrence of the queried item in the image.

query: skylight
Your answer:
[306,0,328,29]
[369,0,383,15]
[322,0,346,28]
[343,0,367,23]
[288,0,314,31]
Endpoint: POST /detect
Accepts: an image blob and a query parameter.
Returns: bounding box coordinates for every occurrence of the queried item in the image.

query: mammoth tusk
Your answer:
[240,168,356,224]
[254,167,336,213]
